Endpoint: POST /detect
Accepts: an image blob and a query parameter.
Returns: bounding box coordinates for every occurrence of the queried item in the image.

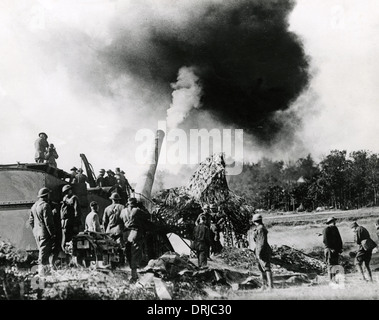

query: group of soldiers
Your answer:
[245,213,379,292]
[192,204,226,268]
[29,185,81,276]
[34,132,59,168]
[322,217,378,283]
[29,183,149,282]
[84,193,150,283]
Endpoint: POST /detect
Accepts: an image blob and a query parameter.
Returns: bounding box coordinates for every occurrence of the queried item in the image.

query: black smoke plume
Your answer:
[102,0,309,145]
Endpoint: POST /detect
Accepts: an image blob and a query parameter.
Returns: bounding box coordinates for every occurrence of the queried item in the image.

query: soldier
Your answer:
[69,167,78,184]
[109,175,128,205]
[102,193,125,243]
[29,187,56,276]
[192,214,212,268]
[96,169,106,187]
[104,170,117,187]
[45,143,59,168]
[209,204,225,255]
[75,168,89,186]
[120,197,150,283]
[60,184,81,251]
[85,201,102,233]
[115,168,126,187]
[322,217,343,283]
[252,213,274,290]
[351,221,376,282]
[50,200,63,267]
[195,204,212,227]
[34,132,49,163]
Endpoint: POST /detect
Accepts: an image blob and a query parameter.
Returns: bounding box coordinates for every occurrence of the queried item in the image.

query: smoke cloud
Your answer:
[101,0,310,144]
[167,66,203,129]
[0,0,315,185]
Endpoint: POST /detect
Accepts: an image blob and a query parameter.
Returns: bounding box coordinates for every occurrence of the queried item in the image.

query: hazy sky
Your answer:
[0,0,378,185]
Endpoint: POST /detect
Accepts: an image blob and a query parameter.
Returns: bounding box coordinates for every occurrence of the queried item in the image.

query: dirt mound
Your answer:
[271,245,326,274]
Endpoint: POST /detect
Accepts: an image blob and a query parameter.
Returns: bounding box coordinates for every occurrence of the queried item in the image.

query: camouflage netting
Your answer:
[153,153,253,242]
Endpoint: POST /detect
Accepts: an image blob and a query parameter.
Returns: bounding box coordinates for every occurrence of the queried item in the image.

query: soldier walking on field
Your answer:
[351,221,377,282]
[323,217,343,283]
[252,213,274,290]
[29,187,56,276]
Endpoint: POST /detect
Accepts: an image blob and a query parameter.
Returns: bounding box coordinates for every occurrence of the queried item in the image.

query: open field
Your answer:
[235,207,379,300]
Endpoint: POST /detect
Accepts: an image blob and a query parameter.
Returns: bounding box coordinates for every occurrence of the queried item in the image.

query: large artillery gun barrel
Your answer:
[134,129,165,211]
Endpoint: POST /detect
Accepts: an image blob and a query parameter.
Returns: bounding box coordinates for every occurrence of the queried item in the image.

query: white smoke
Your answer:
[166,66,203,129]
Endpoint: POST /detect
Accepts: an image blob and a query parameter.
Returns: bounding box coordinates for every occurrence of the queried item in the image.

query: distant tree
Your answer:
[317,150,351,209]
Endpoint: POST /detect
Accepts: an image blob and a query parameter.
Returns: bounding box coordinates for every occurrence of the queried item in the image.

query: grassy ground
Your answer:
[237,208,379,299]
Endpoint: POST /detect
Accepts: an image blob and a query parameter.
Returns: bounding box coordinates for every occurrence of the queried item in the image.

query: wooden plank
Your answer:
[153,277,172,300]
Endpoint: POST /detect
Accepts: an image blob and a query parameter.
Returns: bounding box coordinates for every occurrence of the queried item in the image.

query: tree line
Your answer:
[228,150,379,212]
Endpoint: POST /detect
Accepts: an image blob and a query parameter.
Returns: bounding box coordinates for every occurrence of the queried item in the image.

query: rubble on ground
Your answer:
[0,242,332,300]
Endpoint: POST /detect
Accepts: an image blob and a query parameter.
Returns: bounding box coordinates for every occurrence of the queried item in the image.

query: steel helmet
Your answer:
[37,187,50,198]
[252,213,262,222]
[62,185,72,193]
[109,193,121,200]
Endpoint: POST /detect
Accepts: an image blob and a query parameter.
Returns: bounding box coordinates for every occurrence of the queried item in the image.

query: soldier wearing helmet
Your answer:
[252,213,274,290]
[60,184,82,251]
[102,193,125,243]
[34,132,49,163]
[29,187,56,276]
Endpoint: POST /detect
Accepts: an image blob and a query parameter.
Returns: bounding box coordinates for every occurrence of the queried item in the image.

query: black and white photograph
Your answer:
[1,0,379,307]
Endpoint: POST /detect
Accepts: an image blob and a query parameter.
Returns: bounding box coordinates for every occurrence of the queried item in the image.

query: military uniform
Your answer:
[45,145,58,168]
[103,202,125,239]
[193,220,212,267]
[61,193,81,246]
[34,135,49,163]
[253,224,272,272]
[29,191,56,274]
[323,224,343,264]
[354,225,373,265]
[120,199,150,281]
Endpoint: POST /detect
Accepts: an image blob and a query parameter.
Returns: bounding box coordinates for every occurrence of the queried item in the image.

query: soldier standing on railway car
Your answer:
[34,132,49,163]
[96,169,106,187]
[29,187,56,276]
[44,143,59,168]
